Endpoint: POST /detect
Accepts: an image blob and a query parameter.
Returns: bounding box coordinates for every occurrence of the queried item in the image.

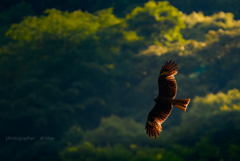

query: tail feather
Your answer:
[171,98,190,112]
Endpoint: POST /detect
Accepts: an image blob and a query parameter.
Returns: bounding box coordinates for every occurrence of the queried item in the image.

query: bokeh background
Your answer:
[1,0,240,160]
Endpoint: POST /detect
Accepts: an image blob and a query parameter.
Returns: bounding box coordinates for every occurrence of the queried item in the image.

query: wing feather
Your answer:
[158,60,178,98]
[145,103,173,139]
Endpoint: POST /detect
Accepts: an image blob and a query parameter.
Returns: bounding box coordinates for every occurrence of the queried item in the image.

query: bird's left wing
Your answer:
[145,103,173,139]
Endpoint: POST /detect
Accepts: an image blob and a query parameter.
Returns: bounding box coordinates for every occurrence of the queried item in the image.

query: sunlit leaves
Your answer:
[126,1,185,45]
[182,11,240,41]
[123,31,143,41]
[6,8,120,43]
[2,1,240,161]
[82,115,145,146]
[184,89,240,121]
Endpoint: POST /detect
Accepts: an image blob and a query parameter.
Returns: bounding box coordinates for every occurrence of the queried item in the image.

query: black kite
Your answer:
[145,60,190,139]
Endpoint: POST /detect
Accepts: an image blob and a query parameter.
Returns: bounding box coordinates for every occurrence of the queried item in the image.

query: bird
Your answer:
[145,60,190,139]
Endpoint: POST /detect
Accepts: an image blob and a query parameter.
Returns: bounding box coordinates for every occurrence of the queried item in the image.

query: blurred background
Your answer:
[1,0,240,160]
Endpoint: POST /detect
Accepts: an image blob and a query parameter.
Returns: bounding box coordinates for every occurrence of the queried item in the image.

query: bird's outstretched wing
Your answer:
[145,102,173,139]
[158,60,178,99]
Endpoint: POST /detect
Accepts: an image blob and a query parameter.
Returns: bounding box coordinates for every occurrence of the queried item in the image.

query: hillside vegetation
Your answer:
[1,1,240,161]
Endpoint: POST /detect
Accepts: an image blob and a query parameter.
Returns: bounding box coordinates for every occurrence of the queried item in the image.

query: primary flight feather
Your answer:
[145,60,190,139]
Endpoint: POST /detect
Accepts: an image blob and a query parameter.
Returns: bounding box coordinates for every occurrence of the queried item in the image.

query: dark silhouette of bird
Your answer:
[145,60,190,139]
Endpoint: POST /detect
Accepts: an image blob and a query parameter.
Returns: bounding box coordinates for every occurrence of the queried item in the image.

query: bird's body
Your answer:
[145,60,190,139]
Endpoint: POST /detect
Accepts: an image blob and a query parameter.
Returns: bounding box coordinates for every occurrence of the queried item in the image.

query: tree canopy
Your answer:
[1,1,240,161]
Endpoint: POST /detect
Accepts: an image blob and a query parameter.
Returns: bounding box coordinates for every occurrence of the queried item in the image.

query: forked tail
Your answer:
[171,98,190,112]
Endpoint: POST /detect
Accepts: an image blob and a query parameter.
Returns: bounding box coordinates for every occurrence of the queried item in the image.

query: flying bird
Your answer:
[145,60,190,139]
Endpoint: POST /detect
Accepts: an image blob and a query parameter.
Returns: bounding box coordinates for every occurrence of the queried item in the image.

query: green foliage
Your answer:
[1,1,240,161]
[60,142,133,161]
[2,0,240,22]
[182,11,239,41]
[60,89,240,160]
[169,0,240,20]
[60,138,183,161]
[192,89,240,113]
[126,1,185,45]
[83,115,145,146]
[161,89,240,156]
[5,8,120,43]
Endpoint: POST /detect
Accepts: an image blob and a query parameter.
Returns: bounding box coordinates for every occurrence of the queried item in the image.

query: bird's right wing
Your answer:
[145,103,173,139]
[158,60,178,99]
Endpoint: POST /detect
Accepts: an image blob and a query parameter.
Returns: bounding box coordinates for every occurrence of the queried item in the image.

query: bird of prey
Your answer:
[145,60,190,139]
